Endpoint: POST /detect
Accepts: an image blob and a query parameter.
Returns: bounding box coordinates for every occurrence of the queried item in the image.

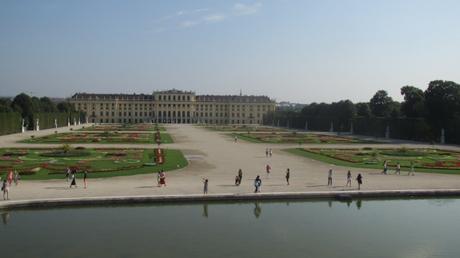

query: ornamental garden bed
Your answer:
[0,147,187,180]
[79,123,165,132]
[233,132,376,144]
[22,131,173,144]
[286,147,460,175]
[201,125,288,132]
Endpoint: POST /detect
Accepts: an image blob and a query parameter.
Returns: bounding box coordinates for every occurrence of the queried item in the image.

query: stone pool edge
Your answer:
[1,189,460,210]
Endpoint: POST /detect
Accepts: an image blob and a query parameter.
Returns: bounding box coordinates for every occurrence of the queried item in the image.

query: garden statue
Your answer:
[36,118,40,131]
[385,125,390,139]
[21,119,25,133]
[441,128,445,144]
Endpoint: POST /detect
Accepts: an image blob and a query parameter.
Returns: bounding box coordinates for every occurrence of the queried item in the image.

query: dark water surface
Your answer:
[1,199,459,258]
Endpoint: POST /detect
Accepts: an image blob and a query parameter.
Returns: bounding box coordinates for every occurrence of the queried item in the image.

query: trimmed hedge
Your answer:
[0,112,22,135]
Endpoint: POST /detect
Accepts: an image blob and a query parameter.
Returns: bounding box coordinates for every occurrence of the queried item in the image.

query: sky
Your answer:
[1,0,460,103]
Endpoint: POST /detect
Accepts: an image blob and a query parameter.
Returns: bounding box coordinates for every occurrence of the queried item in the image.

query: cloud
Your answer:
[180,20,200,28]
[203,14,226,23]
[152,2,262,32]
[233,2,262,16]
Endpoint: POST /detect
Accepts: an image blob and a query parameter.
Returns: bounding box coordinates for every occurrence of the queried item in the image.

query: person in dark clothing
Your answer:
[356,173,363,190]
[254,175,262,193]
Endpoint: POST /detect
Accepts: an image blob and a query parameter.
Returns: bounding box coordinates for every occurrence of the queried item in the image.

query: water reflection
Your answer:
[253,202,262,218]
[1,212,10,225]
[356,200,362,210]
[202,204,208,218]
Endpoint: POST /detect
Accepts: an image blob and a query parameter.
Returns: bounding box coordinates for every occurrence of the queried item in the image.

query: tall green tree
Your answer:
[400,86,425,117]
[355,102,371,117]
[39,97,57,112]
[369,90,393,117]
[12,93,34,127]
[57,102,75,113]
[424,80,460,124]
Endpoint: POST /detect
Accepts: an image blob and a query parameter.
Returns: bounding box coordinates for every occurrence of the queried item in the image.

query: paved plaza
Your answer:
[2,124,460,201]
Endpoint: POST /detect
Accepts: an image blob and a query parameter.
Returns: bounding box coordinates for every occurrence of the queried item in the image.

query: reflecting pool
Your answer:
[1,198,459,258]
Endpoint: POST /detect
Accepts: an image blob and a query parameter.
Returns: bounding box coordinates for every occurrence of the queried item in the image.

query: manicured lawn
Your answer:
[200,124,288,132]
[286,148,460,175]
[78,123,166,131]
[233,132,376,144]
[22,131,173,144]
[0,148,187,180]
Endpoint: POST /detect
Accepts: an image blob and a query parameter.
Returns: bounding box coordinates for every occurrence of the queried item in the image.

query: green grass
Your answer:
[233,132,376,144]
[0,148,187,180]
[22,132,173,144]
[286,148,460,175]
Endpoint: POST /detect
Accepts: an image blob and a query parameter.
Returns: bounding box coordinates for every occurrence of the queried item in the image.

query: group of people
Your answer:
[382,161,416,176]
[265,148,273,157]
[66,167,88,189]
[329,169,363,189]
[1,170,20,200]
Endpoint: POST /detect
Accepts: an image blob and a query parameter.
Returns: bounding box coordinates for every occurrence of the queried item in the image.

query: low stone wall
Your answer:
[1,189,460,210]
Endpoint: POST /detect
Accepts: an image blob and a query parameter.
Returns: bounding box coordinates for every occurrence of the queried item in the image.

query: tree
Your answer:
[400,86,425,117]
[369,90,393,117]
[424,80,460,124]
[331,100,355,128]
[57,102,75,113]
[355,103,371,117]
[12,93,34,127]
[39,97,57,112]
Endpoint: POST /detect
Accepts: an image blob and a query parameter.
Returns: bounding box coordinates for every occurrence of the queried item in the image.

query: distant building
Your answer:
[69,89,276,124]
[276,101,306,111]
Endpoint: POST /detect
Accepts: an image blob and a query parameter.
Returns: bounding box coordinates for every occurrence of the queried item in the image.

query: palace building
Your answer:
[69,89,276,124]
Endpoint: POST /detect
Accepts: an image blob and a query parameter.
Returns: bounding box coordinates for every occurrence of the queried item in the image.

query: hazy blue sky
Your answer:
[1,0,459,103]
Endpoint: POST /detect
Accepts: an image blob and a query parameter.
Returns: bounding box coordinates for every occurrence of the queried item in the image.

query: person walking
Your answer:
[234,136,238,143]
[346,170,352,187]
[265,148,269,157]
[395,162,401,175]
[327,169,333,186]
[266,164,271,177]
[2,179,9,200]
[65,167,71,182]
[13,171,20,186]
[285,168,290,185]
[83,170,88,189]
[409,162,415,176]
[269,148,273,157]
[203,178,208,194]
[382,160,388,175]
[235,175,240,186]
[254,175,262,193]
[356,173,363,190]
[238,169,243,184]
[7,170,13,186]
[69,171,77,188]
[159,170,166,186]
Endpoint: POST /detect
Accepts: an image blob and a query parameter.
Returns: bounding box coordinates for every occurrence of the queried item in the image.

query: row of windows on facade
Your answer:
[156,95,192,101]
[94,111,261,118]
[76,103,271,111]
[92,118,260,124]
